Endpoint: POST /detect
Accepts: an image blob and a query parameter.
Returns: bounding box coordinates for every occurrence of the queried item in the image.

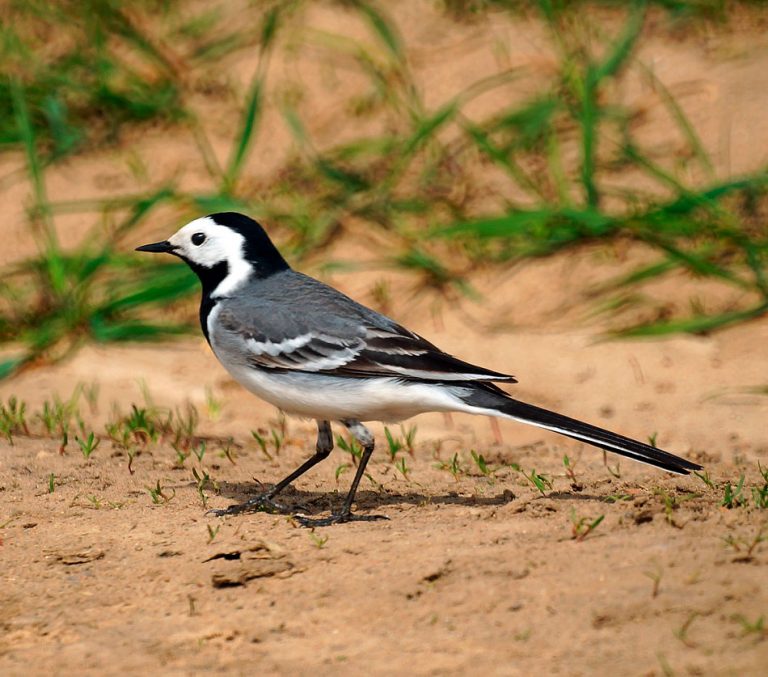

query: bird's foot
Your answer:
[293,511,389,528]
[207,494,289,517]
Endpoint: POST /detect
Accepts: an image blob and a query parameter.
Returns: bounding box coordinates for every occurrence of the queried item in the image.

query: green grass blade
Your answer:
[650,240,748,287]
[580,5,645,208]
[0,356,28,380]
[41,95,81,157]
[224,79,263,190]
[91,3,180,78]
[638,62,715,179]
[743,240,768,298]
[10,77,66,297]
[593,4,646,81]
[356,1,403,59]
[402,102,458,158]
[489,96,559,150]
[259,5,281,50]
[192,194,253,214]
[433,208,616,244]
[597,259,680,292]
[612,302,768,338]
[89,317,193,342]
[650,175,768,217]
[222,7,281,191]
[97,264,198,314]
[580,66,599,208]
[463,122,543,200]
[112,187,176,241]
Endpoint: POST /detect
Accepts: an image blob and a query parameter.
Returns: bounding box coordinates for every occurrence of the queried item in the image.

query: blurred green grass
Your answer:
[1,0,767,377]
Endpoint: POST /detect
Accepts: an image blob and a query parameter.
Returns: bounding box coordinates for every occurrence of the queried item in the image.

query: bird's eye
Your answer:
[191,232,206,246]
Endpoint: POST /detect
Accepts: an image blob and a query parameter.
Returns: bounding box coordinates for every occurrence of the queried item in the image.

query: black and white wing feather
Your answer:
[213,271,515,383]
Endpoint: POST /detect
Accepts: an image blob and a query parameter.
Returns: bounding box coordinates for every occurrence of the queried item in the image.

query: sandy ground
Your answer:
[1,262,767,675]
[1,430,767,676]
[2,3,768,675]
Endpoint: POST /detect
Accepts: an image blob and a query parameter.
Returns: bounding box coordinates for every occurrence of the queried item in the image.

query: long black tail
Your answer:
[464,389,702,475]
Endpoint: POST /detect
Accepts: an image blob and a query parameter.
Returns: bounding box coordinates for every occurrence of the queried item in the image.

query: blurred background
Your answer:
[0,0,766,383]
[4,6,768,672]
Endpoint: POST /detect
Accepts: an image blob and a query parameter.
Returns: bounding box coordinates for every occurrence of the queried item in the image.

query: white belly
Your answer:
[215,350,472,422]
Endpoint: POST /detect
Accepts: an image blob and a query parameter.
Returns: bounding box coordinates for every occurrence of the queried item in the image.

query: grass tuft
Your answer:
[2,1,767,377]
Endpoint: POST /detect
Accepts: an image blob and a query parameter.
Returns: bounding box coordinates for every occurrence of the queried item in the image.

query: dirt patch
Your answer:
[1,421,767,675]
[1,293,767,674]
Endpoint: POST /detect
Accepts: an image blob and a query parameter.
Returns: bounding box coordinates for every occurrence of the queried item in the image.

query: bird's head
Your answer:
[136,212,289,296]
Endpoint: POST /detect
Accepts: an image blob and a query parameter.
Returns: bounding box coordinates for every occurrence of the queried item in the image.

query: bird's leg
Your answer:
[294,419,388,527]
[208,420,334,517]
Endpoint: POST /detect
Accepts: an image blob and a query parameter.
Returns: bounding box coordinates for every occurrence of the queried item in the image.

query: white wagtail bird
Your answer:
[137,212,701,526]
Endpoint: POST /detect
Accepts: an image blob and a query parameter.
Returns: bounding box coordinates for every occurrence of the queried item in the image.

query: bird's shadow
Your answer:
[212,480,607,516]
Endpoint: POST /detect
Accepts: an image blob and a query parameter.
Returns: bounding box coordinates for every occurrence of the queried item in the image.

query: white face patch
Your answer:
[168,216,254,297]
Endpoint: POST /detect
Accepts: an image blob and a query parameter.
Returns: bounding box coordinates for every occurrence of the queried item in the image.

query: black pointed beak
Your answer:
[135,240,174,254]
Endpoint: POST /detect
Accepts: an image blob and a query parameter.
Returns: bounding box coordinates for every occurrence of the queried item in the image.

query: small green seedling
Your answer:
[126,405,157,445]
[693,468,714,489]
[85,495,103,509]
[732,614,767,638]
[335,463,350,484]
[205,387,222,421]
[81,381,100,414]
[721,474,747,509]
[395,456,410,480]
[753,463,768,509]
[753,484,768,510]
[37,397,76,437]
[309,531,329,549]
[146,480,175,505]
[75,431,100,459]
[220,437,237,465]
[384,426,403,460]
[192,440,207,462]
[602,450,621,478]
[524,468,552,495]
[0,396,29,442]
[169,403,200,449]
[562,454,578,483]
[206,524,220,543]
[365,472,383,492]
[126,446,137,475]
[723,525,767,561]
[657,653,674,677]
[173,444,190,468]
[513,628,532,642]
[401,425,417,455]
[251,430,273,460]
[48,473,55,494]
[570,508,605,542]
[336,434,362,462]
[80,495,122,510]
[654,488,678,526]
[603,493,633,503]
[271,428,284,455]
[673,612,698,648]
[643,562,663,598]
[470,450,491,476]
[105,420,129,448]
[192,467,217,508]
[435,453,462,481]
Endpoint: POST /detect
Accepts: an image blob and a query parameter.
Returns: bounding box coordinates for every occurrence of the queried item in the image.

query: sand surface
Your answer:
[2,3,768,674]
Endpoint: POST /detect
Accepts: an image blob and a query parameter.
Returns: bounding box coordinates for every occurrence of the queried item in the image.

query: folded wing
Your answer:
[215,295,515,383]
